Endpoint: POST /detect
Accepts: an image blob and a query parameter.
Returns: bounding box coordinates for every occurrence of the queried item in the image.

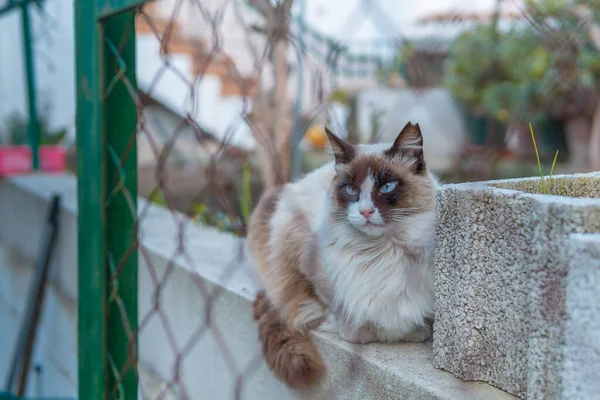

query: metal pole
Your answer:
[4,195,61,395]
[16,195,61,396]
[20,0,41,170]
[75,0,108,398]
[76,1,140,398]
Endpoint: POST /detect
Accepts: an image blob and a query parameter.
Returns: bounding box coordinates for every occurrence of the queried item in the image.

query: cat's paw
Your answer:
[403,325,432,343]
[252,291,270,320]
[338,324,377,344]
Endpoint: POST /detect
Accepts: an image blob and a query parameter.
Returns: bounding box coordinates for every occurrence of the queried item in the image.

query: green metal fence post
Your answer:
[75,1,108,398]
[20,1,40,170]
[102,11,138,398]
[76,0,146,398]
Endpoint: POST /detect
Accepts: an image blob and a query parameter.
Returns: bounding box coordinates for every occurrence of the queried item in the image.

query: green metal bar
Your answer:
[75,0,107,399]
[76,0,139,398]
[0,0,42,17]
[20,1,40,170]
[103,11,138,399]
[0,2,18,17]
[96,0,152,20]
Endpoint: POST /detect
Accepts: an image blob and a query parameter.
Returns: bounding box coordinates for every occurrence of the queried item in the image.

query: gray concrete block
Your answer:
[562,234,600,399]
[433,172,600,399]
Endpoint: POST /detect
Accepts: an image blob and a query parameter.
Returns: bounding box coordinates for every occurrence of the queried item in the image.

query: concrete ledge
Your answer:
[562,234,600,399]
[434,172,600,399]
[0,174,513,399]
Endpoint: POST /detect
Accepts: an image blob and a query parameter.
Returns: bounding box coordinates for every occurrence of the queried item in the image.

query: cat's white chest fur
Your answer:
[277,161,437,343]
[317,221,435,342]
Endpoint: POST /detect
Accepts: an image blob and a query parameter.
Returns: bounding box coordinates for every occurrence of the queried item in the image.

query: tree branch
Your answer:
[280,0,294,16]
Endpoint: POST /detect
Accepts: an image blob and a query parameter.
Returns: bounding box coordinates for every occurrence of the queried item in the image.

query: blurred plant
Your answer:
[1,112,67,146]
[524,0,600,168]
[530,122,566,195]
[375,41,414,85]
[444,26,587,122]
[327,88,352,106]
[443,0,600,166]
[237,159,253,226]
[149,191,168,208]
[191,203,241,234]
[148,180,247,235]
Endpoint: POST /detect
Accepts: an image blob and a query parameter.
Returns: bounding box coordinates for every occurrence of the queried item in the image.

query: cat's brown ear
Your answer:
[325,127,355,165]
[385,122,425,173]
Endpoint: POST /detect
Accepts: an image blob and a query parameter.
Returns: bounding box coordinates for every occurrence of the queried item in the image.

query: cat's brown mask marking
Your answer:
[327,122,434,225]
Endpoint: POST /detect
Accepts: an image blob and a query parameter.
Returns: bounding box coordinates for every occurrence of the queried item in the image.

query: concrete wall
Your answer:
[0,173,512,399]
[434,172,600,399]
[562,234,600,399]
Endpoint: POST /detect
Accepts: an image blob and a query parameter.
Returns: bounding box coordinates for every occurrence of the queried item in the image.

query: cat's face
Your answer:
[326,122,436,237]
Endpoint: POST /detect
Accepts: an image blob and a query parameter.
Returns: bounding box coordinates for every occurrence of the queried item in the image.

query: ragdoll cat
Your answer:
[247,122,438,388]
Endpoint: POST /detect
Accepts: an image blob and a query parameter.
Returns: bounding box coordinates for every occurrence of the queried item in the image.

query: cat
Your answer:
[247,122,438,388]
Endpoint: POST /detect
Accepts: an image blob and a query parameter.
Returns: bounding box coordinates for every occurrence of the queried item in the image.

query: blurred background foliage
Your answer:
[444,1,600,125]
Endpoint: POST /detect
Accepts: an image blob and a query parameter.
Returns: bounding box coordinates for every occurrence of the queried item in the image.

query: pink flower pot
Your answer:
[0,145,67,176]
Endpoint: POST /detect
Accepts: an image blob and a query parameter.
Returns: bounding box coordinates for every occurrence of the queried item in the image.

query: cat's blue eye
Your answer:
[345,185,358,196]
[380,181,398,194]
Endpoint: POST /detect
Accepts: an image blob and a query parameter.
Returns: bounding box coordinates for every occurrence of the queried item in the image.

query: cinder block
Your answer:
[433,172,600,399]
[562,234,600,400]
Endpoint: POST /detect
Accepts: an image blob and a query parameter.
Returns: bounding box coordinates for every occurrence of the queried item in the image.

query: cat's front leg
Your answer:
[338,323,377,344]
[402,324,432,343]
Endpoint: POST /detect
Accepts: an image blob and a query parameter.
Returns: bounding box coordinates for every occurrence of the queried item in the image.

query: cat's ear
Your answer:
[385,122,425,173]
[325,127,356,165]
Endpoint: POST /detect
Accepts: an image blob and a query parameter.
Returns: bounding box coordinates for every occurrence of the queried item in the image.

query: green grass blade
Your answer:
[549,150,559,194]
[549,150,559,178]
[529,122,546,194]
[560,175,568,196]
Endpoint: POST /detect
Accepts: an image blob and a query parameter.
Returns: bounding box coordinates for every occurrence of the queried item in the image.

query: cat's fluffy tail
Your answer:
[252,291,325,388]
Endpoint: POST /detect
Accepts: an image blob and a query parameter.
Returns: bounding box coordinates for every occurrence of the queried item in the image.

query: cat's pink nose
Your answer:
[360,208,375,219]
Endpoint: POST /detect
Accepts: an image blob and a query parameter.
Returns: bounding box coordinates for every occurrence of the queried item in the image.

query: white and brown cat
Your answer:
[247,122,438,388]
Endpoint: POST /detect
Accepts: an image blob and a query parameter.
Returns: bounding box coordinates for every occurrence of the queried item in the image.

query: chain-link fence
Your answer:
[77,0,392,397]
[68,0,600,399]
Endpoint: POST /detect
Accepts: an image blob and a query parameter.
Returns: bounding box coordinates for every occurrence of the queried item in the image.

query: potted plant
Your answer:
[0,112,68,176]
